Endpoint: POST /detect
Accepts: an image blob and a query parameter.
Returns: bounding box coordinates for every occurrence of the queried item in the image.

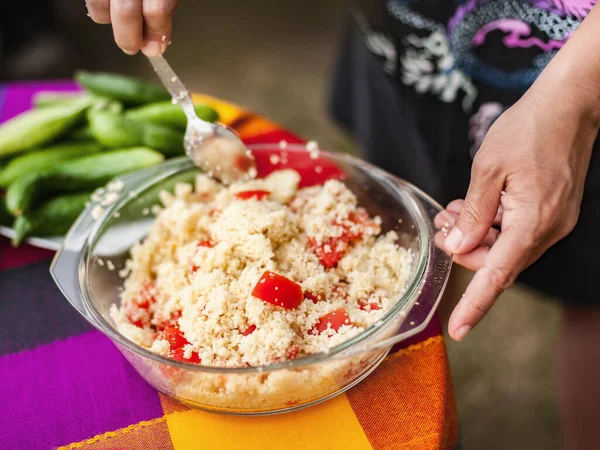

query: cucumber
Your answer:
[6,147,164,216]
[89,110,142,148]
[11,191,92,246]
[65,125,95,142]
[0,96,94,157]
[33,92,89,108]
[75,71,170,105]
[0,143,102,188]
[89,110,184,157]
[141,122,185,157]
[125,102,219,129]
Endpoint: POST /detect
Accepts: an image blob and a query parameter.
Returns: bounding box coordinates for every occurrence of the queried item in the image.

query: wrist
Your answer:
[530,4,600,132]
[529,66,600,134]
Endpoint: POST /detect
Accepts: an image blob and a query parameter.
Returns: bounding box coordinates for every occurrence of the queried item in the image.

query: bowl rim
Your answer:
[79,144,434,373]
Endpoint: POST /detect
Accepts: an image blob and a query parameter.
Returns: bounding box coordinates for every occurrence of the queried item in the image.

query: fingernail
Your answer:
[142,41,163,57]
[454,324,471,341]
[123,49,138,56]
[444,227,463,253]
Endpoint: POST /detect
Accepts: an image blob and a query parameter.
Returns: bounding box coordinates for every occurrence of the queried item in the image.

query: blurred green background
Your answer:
[0,1,561,448]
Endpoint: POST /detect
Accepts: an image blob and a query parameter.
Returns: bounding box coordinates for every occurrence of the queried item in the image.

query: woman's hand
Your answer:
[86,0,179,57]
[437,79,600,342]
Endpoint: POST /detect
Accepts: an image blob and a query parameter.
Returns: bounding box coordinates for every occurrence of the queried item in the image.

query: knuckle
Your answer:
[143,0,175,19]
[467,299,490,317]
[458,200,483,228]
[114,0,141,20]
[560,212,579,237]
[143,6,167,20]
[487,266,515,293]
[509,205,544,244]
[87,0,109,9]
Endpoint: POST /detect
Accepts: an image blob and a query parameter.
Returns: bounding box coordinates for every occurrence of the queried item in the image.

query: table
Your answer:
[0,81,459,450]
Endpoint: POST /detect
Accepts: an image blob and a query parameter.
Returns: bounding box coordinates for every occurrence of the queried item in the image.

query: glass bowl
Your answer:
[51,143,452,415]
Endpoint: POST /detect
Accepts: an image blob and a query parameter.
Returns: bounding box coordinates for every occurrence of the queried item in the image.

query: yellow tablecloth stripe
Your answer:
[165,394,373,450]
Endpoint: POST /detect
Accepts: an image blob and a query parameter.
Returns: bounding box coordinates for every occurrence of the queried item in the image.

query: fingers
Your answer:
[435,232,495,271]
[446,199,504,227]
[111,0,144,55]
[435,209,500,251]
[434,203,501,271]
[434,210,499,272]
[141,0,179,56]
[448,226,531,341]
[86,0,111,24]
[89,0,179,56]
[444,157,504,254]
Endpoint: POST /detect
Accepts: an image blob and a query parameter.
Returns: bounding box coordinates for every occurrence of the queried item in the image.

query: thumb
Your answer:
[445,160,504,254]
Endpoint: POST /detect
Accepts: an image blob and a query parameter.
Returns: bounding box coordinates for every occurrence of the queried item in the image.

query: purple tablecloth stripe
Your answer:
[0,81,81,122]
[0,331,164,449]
[0,86,6,119]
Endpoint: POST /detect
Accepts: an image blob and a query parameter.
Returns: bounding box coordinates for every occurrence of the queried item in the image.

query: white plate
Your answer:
[0,225,63,250]
[0,216,154,253]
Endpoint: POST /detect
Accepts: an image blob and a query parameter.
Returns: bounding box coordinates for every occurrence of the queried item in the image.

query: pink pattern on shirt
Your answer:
[473,19,571,51]
[529,0,597,20]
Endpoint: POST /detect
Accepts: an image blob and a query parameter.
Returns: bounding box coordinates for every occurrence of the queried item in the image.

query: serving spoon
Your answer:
[147,55,256,184]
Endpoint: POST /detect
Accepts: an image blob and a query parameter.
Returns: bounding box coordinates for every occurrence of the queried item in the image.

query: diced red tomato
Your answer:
[170,347,201,364]
[241,324,256,336]
[127,284,157,328]
[191,265,199,273]
[132,297,150,309]
[313,308,351,334]
[332,285,349,299]
[310,209,380,268]
[132,282,158,309]
[287,345,300,360]
[347,210,379,238]
[127,313,148,329]
[234,190,270,200]
[303,291,323,303]
[335,210,380,240]
[251,271,303,309]
[308,237,349,268]
[359,301,380,311]
[163,326,189,350]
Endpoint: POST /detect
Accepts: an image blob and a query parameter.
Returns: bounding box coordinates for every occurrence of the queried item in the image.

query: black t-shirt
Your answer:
[358,0,595,153]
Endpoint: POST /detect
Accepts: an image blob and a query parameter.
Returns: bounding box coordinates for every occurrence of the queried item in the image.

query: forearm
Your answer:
[530,4,600,126]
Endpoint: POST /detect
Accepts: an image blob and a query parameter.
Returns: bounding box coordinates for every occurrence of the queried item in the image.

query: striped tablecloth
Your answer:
[0,81,459,450]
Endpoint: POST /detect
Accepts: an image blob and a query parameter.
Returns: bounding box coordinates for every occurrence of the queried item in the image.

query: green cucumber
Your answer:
[11,191,92,246]
[89,110,184,157]
[33,92,89,108]
[0,143,102,188]
[75,71,170,106]
[125,102,219,129]
[6,147,164,216]
[0,96,94,157]
[65,125,95,142]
